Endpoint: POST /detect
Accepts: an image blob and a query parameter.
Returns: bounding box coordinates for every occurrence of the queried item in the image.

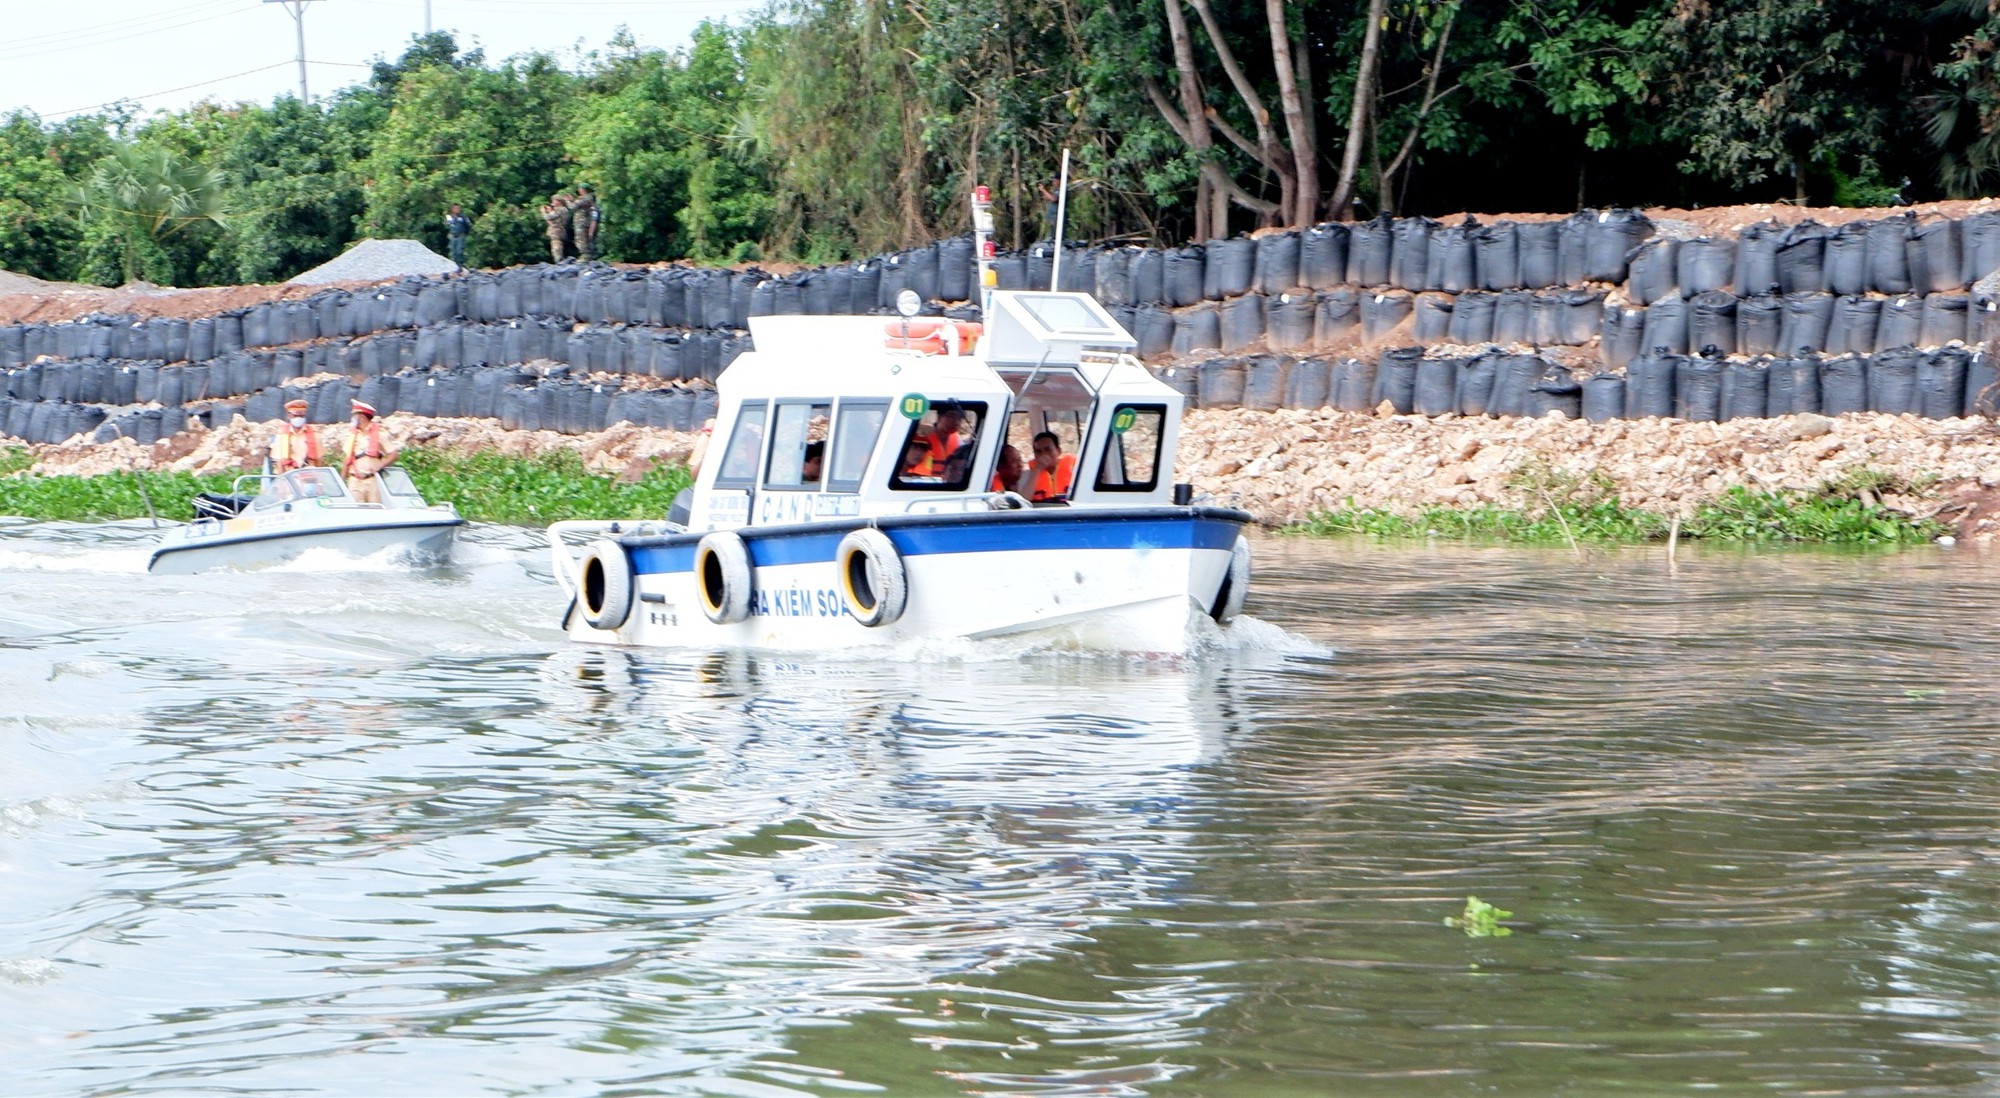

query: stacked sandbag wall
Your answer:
[5,208,1999,448]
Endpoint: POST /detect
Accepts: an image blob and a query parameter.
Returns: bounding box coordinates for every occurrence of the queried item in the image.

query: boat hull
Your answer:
[561,507,1251,655]
[148,515,461,574]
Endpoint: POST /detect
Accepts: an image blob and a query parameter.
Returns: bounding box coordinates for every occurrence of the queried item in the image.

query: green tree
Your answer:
[71,144,229,285]
[0,111,118,281]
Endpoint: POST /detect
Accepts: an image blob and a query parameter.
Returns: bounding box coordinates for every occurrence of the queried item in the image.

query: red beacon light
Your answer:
[981,239,996,258]
[973,185,990,203]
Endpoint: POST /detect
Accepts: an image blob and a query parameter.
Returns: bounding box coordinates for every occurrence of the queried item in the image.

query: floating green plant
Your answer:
[1446,896,1513,938]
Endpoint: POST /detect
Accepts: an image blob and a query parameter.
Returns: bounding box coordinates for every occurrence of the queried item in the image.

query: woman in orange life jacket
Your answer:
[270,399,321,472]
[343,400,400,504]
[1025,430,1075,501]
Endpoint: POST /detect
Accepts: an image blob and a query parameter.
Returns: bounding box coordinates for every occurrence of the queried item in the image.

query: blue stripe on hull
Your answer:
[628,510,1244,577]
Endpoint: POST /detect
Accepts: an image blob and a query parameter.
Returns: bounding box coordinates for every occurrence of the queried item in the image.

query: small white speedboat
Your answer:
[147,466,462,574]
[547,281,1255,655]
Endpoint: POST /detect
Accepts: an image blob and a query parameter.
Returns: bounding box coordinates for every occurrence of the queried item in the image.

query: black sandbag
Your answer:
[1129,249,1166,304]
[1474,222,1519,291]
[1331,356,1379,411]
[1172,303,1221,355]
[1095,246,1133,306]
[1778,292,1834,353]
[1688,290,1738,356]
[1582,373,1625,421]
[1457,353,1500,415]
[1371,346,1422,413]
[1874,295,1922,352]
[1908,218,1964,294]
[1819,354,1869,414]
[241,306,273,350]
[797,266,840,315]
[1300,225,1348,290]
[1766,352,1799,414]
[1486,352,1544,417]
[1413,353,1458,415]
[1964,212,2000,284]
[1919,347,1969,418]
[1965,350,2000,414]
[749,279,777,318]
[1640,295,1690,356]
[1527,292,1564,345]
[1025,245,1055,293]
[1556,288,1604,346]
[1058,247,1095,294]
[1515,220,1561,288]
[1391,217,1437,290]
[1285,356,1333,409]
[1674,355,1723,421]
[1920,293,1969,348]
[1134,304,1175,357]
[1677,236,1734,295]
[0,326,22,370]
[1825,222,1871,296]
[1220,293,1266,353]
[1557,212,1592,285]
[1315,289,1360,346]
[1207,237,1255,298]
[1490,289,1534,344]
[1360,290,1414,343]
[1526,363,1583,419]
[213,311,246,354]
[1164,245,1205,306]
[772,274,806,316]
[1346,213,1394,287]
[847,262,881,313]
[905,244,942,302]
[1426,220,1476,293]
[1775,220,1831,294]
[938,235,974,302]
[1448,291,1496,345]
[1197,357,1247,407]
[1254,231,1302,294]
[1266,293,1316,351]
[1586,208,1652,283]
[1866,345,1922,413]
[729,271,758,327]
[1826,294,1881,354]
[1626,237,1680,305]
[651,332,687,381]
[1866,213,1915,294]
[1413,293,1455,343]
[1720,359,1770,420]
[1241,353,1290,411]
[1736,293,1782,356]
[1734,221,1782,295]
[1600,303,1645,369]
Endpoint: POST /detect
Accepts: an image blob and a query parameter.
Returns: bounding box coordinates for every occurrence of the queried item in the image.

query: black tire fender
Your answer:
[580,538,634,631]
[1210,535,1251,623]
[696,530,753,624]
[836,527,908,627]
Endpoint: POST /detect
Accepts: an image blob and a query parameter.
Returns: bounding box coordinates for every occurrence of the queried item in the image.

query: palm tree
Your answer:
[73,146,229,285]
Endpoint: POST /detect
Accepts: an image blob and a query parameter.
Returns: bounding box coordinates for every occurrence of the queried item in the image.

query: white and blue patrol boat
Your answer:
[548,286,1253,654]
[148,465,462,574]
[547,192,1252,655]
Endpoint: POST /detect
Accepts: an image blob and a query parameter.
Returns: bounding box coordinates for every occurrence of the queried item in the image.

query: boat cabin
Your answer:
[685,290,1183,533]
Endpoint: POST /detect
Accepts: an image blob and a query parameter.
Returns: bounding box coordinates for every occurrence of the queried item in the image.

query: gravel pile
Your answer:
[287,239,458,285]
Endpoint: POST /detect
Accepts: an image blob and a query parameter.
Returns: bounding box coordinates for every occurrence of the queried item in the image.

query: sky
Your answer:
[1,0,769,122]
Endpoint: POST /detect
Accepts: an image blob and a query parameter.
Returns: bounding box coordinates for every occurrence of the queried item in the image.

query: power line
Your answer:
[0,2,249,64]
[45,61,297,121]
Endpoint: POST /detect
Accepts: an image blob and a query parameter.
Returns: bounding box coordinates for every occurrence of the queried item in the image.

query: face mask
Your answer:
[290,416,305,427]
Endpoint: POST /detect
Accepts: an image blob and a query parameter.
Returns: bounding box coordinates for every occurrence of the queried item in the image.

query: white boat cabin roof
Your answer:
[687,290,1184,531]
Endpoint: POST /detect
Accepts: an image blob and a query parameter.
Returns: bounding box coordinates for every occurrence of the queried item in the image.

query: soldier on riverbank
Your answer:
[541,194,572,263]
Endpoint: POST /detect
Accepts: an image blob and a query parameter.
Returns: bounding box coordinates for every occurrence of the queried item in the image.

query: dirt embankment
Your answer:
[18,405,2000,543]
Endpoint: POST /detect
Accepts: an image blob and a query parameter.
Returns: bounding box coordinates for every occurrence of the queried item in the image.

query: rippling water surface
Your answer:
[3,520,1997,1096]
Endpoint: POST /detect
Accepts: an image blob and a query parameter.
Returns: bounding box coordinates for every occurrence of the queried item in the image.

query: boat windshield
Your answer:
[376,467,424,502]
[253,467,344,509]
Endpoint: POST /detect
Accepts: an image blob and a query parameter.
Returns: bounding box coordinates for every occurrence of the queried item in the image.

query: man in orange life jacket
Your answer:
[1025,430,1075,501]
[343,400,400,504]
[270,398,321,472]
[923,400,967,466]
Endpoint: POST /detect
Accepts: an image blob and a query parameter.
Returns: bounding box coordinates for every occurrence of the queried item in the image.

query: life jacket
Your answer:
[1029,454,1076,501]
[925,429,961,465]
[270,421,321,472]
[345,421,387,476]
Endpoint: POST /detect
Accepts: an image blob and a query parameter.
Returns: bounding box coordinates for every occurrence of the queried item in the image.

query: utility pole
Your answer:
[264,0,325,103]
[424,0,432,34]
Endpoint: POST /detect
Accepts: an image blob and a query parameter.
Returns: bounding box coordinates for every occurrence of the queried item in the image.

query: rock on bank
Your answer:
[17,408,2000,542]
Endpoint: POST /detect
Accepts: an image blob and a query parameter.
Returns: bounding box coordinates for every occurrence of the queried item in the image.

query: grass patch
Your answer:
[1294,462,1945,547]
[0,447,693,527]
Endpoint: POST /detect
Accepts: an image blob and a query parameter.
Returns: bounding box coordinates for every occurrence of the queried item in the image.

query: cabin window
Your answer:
[763,401,832,491]
[713,401,768,489]
[827,400,888,494]
[1093,404,1167,493]
[889,399,988,492]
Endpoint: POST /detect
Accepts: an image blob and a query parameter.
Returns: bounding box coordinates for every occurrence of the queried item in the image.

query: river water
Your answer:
[2,522,1996,1096]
